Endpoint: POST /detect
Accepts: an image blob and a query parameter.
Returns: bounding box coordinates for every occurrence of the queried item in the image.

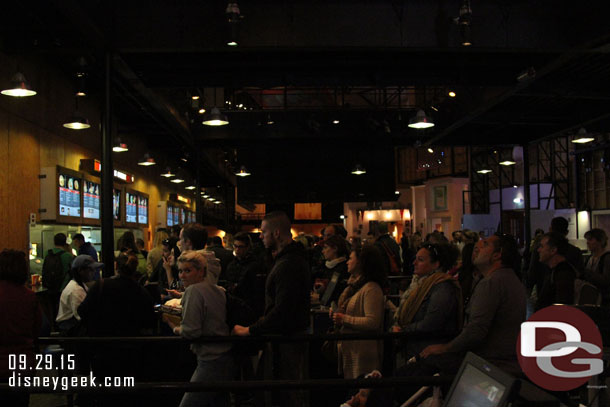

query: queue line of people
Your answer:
[2,214,610,407]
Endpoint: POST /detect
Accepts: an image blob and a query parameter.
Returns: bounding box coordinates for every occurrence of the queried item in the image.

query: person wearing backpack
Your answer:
[41,233,74,324]
[583,228,610,305]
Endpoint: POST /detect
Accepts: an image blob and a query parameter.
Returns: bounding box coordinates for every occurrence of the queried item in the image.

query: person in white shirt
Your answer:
[56,255,103,334]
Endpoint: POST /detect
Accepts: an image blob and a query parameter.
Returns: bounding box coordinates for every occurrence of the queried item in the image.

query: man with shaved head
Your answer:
[232,211,310,407]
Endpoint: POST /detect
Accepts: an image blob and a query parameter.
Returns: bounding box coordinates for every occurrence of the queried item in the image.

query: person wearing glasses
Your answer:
[163,250,234,407]
[392,243,462,357]
[224,232,267,317]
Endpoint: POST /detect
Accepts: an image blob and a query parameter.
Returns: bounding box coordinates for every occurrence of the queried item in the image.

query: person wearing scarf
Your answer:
[332,245,387,379]
[314,234,350,305]
[392,243,463,357]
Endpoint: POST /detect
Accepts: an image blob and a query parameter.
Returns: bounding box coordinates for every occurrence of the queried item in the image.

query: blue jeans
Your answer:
[179,353,235,407]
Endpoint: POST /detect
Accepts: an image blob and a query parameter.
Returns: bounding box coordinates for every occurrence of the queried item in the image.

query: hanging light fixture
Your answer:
[202,107,229,126]
[112,138,128,152]
[571,128,595,144]
[226,3,241,47]
[408,109,435,129]
[351,164,366,175]
[160,167,175,178]
[235,165,251,177]
[499,160,516,166]
[203,88,229,126]
[137,153,156,166]
[456,0,473,47]
[1,72,37,97]
[170,176,185,184]
[63,112,91,129]
[477,169,492,174]
[185,185,196,190]
[63,97,91,130]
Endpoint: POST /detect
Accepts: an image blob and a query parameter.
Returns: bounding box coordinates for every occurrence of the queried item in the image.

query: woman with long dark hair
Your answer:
[331,245,387,379]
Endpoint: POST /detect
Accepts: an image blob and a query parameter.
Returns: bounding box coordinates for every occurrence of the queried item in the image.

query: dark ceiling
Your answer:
[3,0,610,206]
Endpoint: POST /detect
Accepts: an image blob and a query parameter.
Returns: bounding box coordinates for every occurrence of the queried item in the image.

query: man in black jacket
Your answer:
[232,211,310,407]
[225,232,267,317]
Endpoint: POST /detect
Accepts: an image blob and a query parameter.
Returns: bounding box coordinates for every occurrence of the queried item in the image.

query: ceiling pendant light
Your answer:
[351,164,366,175]
[137,153,156,166]
[477,169,492,174]
[235,165,251,177]
[499,160,516,166]
[571,128,595,144]
[1,72,37,97]
[202,107,229,126]
[226,3,241,47]
[170,176,185,184]
[160,167,175,178]
[185,185,196,190]
[112,138,129,152]
[63,112,91,130]
[63,97,91,130]
[408,109,435,129]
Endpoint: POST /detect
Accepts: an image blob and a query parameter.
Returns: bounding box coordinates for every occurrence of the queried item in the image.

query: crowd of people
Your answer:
[1,213,609,407]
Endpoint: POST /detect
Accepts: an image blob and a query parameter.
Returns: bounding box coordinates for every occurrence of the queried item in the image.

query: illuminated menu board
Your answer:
[173,206,179,226]
[167,205,174,227]
[125,192,137,223]
[180,208,186,224]
[83,180,100,219]
[138,196,148,224]
[113,189,121,220]
[58,174,81,217]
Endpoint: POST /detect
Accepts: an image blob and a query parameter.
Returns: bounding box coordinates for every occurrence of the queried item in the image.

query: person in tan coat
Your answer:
[331,245,387,379]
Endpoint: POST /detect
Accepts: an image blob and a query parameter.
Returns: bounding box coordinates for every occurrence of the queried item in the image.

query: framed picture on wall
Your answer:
[433,186,448,211]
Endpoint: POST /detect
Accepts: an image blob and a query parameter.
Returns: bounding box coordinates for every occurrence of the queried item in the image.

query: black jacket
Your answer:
[249,241,311,335]
[78,275,156,336]
[225,253,268,317]
[210,246,235,278]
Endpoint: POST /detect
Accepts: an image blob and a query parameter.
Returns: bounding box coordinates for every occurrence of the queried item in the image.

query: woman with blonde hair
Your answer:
[163,250,234,407]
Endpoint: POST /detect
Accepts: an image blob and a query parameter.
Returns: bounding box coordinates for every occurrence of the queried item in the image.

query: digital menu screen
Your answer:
[167,205,174,227]
[180,208,186,225]
[83,180,100,219]
[126,192,137,223]
[138,196,148,224]
[173,206,179,226]
[58,174,81,217]
[113,189,121,220]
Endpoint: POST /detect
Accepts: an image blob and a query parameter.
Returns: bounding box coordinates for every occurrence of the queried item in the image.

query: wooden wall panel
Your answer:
[3,117,41,252]
[0,110,10,251]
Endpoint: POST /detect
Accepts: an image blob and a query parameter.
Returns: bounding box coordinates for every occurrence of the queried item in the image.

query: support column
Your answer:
[523,145,532,251]
[196,151,203,224]
[101,52,114,277]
